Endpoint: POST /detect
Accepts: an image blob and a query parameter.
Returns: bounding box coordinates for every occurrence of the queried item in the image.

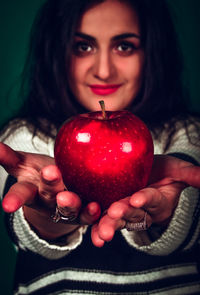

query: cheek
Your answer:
[124,57,144,91]
[125,58,143,79]
[135,52,145,80]
[119,58,144,103]
[70,62,80,86]
[70,58,92,85]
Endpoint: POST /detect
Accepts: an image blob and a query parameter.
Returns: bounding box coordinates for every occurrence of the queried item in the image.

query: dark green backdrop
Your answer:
[0,1,199,294]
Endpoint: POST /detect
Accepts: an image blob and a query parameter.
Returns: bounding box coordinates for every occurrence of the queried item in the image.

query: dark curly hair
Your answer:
[2,0,200,150]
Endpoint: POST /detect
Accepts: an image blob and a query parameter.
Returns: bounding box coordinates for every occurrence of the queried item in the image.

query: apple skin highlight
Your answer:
[54,110,154,210]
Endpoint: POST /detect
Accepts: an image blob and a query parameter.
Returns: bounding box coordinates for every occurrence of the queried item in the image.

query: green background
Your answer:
[0,0,199,294]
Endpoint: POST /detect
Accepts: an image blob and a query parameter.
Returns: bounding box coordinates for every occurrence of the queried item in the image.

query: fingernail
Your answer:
[88,202,99,216]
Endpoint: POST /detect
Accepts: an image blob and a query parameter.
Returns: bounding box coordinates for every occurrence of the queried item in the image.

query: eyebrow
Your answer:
[75,32,141,42]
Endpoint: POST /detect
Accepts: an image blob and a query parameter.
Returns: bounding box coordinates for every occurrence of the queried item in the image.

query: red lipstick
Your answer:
[90,84,121,96]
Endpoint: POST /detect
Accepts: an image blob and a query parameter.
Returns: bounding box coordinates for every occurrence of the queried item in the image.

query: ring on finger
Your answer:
[125,211,148,231]
[52,206,78,224]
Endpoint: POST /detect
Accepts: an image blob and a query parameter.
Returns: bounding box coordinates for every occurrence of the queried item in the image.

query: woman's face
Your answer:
[69,0,144,112]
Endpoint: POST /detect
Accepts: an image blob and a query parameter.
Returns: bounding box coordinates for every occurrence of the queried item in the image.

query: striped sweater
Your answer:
[0,120,200,295]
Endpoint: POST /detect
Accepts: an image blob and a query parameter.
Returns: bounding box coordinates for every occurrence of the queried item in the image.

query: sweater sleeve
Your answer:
[0,125,86,259]
[121,121,200,255]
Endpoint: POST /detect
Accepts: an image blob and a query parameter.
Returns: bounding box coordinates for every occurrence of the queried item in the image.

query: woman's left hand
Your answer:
[91,155,200,247]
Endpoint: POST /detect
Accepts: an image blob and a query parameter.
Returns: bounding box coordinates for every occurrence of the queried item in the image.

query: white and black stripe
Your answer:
[14,263,200,294]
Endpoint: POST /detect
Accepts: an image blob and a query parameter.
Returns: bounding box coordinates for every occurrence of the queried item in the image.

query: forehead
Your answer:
[78,0,140,35]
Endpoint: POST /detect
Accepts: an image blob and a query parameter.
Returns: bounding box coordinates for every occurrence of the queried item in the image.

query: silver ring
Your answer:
[52,206,77,224]
[125,211,148,231]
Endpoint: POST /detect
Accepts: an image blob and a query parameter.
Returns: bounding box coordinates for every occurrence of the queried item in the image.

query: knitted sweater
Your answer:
[0,121,200,295]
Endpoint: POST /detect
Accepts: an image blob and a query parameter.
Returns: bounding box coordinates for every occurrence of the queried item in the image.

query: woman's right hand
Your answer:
[0,142,101,240]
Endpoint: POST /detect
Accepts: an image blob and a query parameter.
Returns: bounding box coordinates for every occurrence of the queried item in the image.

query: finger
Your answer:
[0,142,21,173]
[2,181,38,213]
[150,155,200,188]
[178,165,200,188]
[97,214,124,242]
[91,224,105,248]
[107,197,145,222]
[56,191,82,221]
[129,188,171,223]
[129,187,164,211]
[79,202,101,225]
[107,197,130,219]
[161,157,200,187]
[39,165,65,207]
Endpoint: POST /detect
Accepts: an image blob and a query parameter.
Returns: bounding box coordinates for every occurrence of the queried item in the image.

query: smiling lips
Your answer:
[90,84,121,95]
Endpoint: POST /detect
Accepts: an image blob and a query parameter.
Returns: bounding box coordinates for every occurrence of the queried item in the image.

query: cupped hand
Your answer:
[91,155,200,247]
[0,143,101,240]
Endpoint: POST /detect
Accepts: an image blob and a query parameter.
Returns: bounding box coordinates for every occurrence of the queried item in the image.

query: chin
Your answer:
[78,94,129,112]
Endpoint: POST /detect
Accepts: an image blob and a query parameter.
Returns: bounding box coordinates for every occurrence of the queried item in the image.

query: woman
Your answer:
[1,0,200,294]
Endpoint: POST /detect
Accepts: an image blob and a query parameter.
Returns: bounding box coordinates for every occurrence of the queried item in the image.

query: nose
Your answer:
[93,50,115,81]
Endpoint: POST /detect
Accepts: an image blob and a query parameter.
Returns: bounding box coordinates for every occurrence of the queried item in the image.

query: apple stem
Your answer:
[99,100,107,120]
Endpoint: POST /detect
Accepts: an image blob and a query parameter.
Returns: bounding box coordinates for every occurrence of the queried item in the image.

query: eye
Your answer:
[73,41,94,56]
[114,42,136,56]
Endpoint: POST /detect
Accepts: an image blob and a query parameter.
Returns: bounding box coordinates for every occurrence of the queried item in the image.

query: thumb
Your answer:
[178,165,200,188]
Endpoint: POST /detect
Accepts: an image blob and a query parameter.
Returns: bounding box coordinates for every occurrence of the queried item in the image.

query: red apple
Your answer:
[54,102,154,210]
